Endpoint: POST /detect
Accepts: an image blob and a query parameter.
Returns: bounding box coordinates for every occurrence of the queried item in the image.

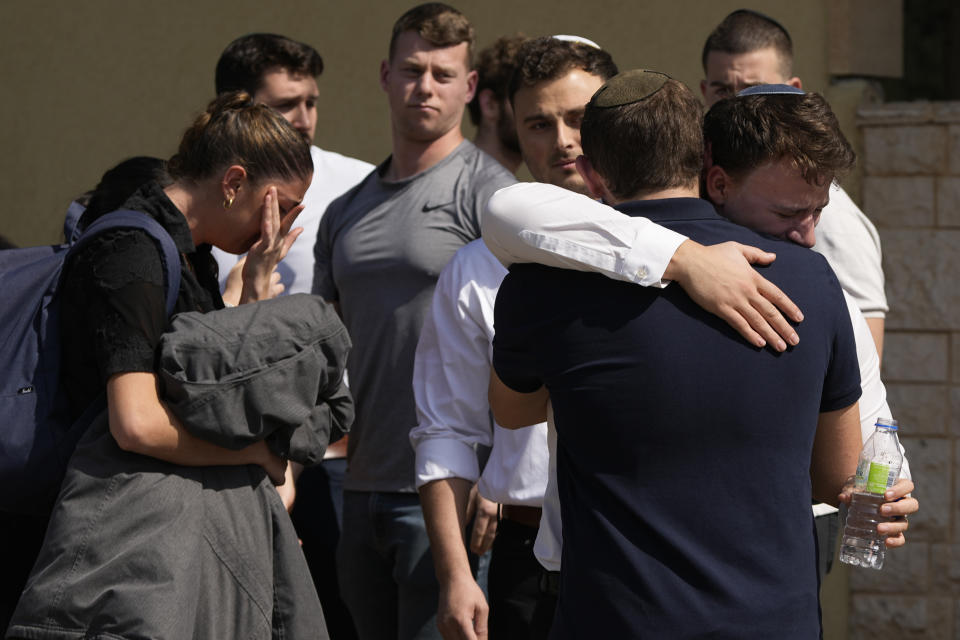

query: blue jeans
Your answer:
[337,491,441,640]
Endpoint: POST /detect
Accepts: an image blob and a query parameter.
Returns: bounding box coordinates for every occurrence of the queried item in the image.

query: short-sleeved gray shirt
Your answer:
[313,140,516,492]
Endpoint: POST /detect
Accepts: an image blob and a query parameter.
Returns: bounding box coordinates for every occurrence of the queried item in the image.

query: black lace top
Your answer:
[60,181,224,418]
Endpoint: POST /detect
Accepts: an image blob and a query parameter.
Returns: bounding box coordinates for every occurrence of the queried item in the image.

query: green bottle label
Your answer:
[866,462,890,494]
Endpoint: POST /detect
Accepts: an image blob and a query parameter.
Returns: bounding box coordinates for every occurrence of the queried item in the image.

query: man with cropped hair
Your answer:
[215,33,324,140]
[700,9,888,359]
[312,5,515,639]
[699,9,799,105]
[489,71,864,637]
[468,34,526,173]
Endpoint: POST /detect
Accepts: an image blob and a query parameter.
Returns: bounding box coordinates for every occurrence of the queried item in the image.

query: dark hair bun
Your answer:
[207,90,256,114]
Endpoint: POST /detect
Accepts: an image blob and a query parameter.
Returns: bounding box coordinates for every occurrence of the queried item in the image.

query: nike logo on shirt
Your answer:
[422,202,454,212]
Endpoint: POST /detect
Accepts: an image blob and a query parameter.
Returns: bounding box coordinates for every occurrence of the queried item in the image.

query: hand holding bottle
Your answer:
[838,418,911,570]
[839,476,917,549]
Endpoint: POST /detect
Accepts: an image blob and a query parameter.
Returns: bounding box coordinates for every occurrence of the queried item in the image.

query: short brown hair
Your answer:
[168,91,313,185]
[467,34,526,126]
[508,36,618,103]
[215,33,324,96]
[703,92,856,185]
[701,10,793,77]
[581,77,703,200]
[389,3,475,66]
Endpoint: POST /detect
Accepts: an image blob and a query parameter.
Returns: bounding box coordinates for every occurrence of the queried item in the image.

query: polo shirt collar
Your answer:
[613,197,721,224]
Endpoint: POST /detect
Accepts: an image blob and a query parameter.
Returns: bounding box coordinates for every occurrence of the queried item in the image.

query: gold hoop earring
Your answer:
[223,195,234,209]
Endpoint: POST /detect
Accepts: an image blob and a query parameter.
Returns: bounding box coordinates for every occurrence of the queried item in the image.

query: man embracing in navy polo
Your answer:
[488,70,863,638]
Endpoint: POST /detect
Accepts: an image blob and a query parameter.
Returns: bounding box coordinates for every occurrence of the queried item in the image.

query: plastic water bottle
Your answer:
[838,418,904,570]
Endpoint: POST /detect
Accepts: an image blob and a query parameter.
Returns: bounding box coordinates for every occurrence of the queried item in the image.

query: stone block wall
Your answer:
[854,101,960,639]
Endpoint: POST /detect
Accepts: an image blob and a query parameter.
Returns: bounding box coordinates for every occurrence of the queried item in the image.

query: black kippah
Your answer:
[588,69,672,108]
[737,84,805,97]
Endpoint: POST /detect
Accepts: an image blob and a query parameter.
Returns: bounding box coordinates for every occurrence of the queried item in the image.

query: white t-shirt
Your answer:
[813,184,888,318]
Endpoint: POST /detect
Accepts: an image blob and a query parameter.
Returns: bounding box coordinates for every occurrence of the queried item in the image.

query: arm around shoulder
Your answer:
[482,183,685,284]
[482,184,803,351]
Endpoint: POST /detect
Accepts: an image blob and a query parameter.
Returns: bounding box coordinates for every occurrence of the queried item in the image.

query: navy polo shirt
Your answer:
[492,198,860,639]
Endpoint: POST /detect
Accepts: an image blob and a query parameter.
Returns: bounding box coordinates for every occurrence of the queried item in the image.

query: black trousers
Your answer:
[814,510,841,580]
[290,458,358,640]
[0,511,48,633]
[488,518,556,640]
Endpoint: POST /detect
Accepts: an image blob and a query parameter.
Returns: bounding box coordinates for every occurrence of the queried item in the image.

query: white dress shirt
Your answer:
[535,404,562,571]
[410,239,548,506]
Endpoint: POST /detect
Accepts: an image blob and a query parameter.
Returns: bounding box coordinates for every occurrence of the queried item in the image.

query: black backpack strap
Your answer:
[71,209,182,317]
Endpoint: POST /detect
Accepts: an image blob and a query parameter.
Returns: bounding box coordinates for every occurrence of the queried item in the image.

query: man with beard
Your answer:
[457,35,527,592]
[468,35,526,173]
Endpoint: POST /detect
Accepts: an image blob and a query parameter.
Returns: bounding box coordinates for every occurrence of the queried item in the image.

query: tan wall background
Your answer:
[0,0,833,247]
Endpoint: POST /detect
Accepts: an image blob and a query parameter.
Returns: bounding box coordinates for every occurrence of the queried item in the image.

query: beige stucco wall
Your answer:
[0,0,835,246]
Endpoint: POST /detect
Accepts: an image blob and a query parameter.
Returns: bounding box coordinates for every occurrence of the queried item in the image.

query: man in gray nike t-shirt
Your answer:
[311,4,514,639]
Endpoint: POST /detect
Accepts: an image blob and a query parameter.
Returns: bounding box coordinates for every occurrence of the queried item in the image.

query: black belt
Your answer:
[538,568,560,597]
[501,504,543,528]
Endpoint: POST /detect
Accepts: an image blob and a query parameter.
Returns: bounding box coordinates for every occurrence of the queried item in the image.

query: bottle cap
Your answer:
[875,417,899,430]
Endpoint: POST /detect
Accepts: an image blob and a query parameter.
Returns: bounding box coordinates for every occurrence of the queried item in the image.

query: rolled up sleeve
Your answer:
[410,246,502,488]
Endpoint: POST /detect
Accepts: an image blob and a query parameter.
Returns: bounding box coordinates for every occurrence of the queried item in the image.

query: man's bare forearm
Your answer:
[419,477,474,581]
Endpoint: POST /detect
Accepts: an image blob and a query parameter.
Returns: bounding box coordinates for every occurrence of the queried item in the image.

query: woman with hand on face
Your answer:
[6,92,349,640]
[67,90,311,486]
